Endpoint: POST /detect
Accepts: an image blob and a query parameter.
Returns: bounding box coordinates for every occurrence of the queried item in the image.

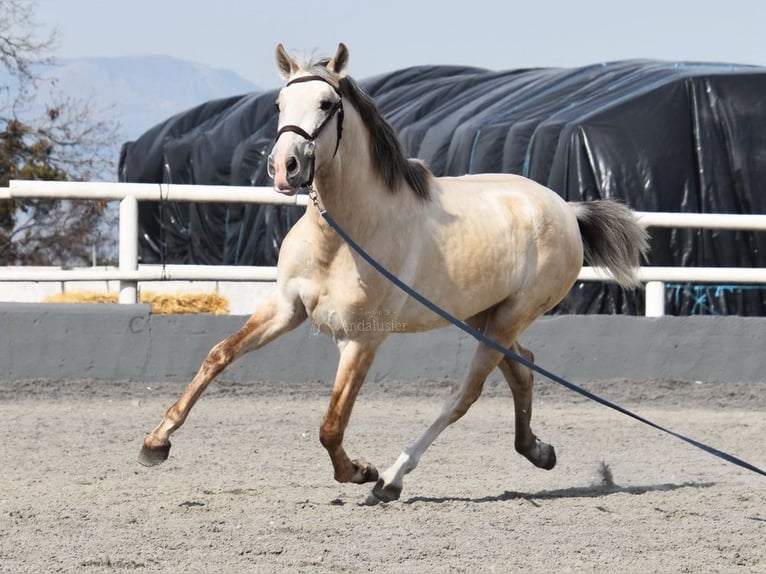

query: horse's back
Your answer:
[435,173,568,210]
[430,173,581,257]
[392,173,584,326]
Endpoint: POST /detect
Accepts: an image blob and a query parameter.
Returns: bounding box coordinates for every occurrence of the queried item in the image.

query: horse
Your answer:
[138,42,649,504]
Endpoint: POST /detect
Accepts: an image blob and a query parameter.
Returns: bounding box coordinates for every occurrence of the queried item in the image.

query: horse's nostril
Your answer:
[267,155,276,178]
[286,156,299,175]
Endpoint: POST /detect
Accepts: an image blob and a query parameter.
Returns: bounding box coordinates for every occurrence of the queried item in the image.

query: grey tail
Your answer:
[572,200,650,288]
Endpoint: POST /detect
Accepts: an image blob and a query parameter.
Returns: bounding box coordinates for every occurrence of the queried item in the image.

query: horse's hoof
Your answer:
[358,493,382,507]
[532,441,556,470]
[137,442,171,467]
[520,440,557,470]
[350,458,379,484]
[372,478,402,502]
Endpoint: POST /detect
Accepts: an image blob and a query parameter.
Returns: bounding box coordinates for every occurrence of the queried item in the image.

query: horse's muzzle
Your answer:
[268,139,315,193]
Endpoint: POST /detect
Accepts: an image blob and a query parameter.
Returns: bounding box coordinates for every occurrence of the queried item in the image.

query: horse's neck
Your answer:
[309,120,398,244]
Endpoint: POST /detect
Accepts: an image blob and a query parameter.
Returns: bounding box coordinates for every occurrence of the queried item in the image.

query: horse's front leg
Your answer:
[138,292,305,466]
[319,339,381,484]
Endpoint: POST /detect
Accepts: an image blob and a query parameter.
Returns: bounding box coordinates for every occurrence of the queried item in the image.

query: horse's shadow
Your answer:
[402,480,716,505]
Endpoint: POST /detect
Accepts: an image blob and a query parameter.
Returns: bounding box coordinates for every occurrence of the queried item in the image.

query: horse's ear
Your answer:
[327,43,349,78]
[276,43,298,80]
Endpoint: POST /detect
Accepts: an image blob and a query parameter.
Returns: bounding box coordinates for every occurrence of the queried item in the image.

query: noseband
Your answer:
[272,75,345,189]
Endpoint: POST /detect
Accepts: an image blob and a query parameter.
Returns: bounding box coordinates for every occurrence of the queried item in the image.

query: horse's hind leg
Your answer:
[138,293,305,466]
[369,313,516,503]
[497,343,556,470]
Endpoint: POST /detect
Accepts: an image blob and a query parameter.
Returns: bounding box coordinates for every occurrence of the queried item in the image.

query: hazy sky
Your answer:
[36,0,765,89]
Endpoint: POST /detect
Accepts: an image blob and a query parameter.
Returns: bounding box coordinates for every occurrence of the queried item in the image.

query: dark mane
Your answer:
[295,59,431,200]
[337,75,431,200]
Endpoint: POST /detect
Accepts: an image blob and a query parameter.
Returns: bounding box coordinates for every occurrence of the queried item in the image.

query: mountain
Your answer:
[1,55,260,176]
[45,55,260,141]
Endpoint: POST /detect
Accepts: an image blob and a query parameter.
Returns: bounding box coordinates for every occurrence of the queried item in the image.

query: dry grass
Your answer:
[44,291,229,315]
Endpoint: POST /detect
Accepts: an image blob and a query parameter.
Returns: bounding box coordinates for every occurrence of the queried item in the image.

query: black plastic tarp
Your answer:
[119,60,766,315]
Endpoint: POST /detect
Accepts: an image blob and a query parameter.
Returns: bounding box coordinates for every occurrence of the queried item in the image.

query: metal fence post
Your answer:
[118,195,138,304]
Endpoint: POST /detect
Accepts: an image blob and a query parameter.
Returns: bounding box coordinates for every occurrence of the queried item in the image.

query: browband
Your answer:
[286,74,343,96]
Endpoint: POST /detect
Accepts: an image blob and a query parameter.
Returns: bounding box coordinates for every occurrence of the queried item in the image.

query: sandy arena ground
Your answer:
[1,376,764,573]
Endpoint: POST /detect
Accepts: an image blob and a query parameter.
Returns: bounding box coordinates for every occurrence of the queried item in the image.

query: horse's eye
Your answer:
[319,100,334,112]
[274,102,280,113]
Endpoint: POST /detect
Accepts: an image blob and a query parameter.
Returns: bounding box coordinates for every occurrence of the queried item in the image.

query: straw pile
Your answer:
[44,291,229,315]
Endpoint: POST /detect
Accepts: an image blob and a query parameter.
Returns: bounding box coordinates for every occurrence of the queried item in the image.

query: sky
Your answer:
[35,0,766,89]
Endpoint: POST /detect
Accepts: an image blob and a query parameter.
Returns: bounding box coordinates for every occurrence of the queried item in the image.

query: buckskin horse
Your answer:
[139,43,649,504]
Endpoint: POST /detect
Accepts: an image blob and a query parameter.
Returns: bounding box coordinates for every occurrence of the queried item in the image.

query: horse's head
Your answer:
[268,43,349,195]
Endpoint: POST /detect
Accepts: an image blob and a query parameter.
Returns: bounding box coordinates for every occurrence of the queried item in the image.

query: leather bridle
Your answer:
[270,75,344,189]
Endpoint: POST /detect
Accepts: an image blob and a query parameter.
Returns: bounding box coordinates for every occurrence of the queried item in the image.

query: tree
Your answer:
[0,0,119,266]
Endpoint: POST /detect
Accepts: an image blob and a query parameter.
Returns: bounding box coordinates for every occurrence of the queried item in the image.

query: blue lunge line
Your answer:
[316,205,766,478]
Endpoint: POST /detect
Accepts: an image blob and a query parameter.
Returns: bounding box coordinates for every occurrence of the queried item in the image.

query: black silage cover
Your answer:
[119,60,766,315]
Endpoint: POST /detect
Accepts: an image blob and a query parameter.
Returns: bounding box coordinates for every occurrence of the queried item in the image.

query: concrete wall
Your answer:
[0,303,764,383]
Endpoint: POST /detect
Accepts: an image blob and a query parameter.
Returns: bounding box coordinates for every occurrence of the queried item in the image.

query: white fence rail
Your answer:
[2,180,311,206]
[2,180,766,316]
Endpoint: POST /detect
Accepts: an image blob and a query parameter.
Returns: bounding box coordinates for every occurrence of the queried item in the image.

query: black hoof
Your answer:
[372,479,402,502]
[137,442,171,467]
[350,459,379,484]
[519,440,557,470]
[539,444,556,470]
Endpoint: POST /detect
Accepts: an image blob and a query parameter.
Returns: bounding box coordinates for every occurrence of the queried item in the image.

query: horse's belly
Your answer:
[394,279,509,331]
